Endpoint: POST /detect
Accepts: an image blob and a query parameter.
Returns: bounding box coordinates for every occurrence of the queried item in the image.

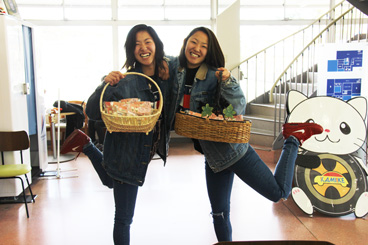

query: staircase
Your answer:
[234,0,367,149]
[245,80,317,148]
[245,96,284,147]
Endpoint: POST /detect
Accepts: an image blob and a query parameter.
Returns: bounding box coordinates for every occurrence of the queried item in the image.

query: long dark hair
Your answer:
[178,27,225,69]
[123,24,165,73]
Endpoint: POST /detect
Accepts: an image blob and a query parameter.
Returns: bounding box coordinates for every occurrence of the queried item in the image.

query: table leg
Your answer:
[51,120,57,159]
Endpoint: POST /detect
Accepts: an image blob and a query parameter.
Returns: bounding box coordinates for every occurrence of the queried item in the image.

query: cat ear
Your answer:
[286,90,308,114]
[348,97,367,120]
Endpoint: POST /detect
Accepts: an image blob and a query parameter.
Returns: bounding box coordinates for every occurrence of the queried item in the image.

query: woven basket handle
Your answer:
[99,72,163,115]
[214,70,223,114]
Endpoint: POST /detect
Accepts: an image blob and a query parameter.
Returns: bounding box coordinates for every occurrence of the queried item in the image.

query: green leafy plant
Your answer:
[201,104,213,118]
[223,104,236,119]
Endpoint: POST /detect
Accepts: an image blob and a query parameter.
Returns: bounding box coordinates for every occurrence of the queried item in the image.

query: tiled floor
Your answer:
[0,140,367,245]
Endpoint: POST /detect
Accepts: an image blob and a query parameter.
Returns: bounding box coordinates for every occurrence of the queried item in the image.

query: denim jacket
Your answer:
[169,56,249,173]
[85,64,175,186]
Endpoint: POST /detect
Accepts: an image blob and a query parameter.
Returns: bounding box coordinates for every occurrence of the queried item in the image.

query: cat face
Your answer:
[286,90,367,154]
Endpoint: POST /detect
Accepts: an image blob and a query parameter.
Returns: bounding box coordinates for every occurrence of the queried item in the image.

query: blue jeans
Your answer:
[205,136,299,242]
[83,143,139,245]
[113,180,139,245]
[83,142,113,188]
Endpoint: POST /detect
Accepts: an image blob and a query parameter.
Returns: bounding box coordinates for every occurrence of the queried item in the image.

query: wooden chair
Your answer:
[0,130,35,218]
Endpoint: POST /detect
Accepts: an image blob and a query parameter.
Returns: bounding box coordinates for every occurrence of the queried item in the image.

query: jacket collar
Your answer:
[179,63,208,81]
[195,63,208,80]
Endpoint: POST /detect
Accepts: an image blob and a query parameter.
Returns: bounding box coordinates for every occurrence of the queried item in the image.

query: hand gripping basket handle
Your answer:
[99,72,163,117]
[215,70,223,112]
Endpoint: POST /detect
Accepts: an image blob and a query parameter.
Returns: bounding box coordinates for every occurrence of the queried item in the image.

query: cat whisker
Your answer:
[356,138,365,143]
[354,143,367,154]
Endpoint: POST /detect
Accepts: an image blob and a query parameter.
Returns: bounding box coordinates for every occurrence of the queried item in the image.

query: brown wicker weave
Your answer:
[174,111,251,143]
[100,72,162,134]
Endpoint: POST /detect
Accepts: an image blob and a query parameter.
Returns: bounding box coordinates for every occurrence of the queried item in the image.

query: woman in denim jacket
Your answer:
[60,24,176,245]
[169,27,323,242]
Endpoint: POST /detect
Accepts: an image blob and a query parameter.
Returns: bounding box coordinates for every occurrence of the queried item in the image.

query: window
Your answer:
[17,0,112,20]
[34,26,113,106]
[117,0,210,20]
[15,0,334,108]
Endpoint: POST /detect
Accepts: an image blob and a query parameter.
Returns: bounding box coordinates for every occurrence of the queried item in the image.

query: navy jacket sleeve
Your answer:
[86,82,109,121]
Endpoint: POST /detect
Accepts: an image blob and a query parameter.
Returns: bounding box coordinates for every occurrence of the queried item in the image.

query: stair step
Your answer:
[249,130,275,147]
[245,101,285,147]
[270,93,287,104]
[245,113,282,133]
[244,113,282,122]
[288,83,317,97]
[249,102,285,118]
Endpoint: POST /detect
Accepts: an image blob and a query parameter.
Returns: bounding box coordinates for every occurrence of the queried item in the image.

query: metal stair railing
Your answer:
[232,0,368,142]
[234,1,352,108]
[269,5,368,139]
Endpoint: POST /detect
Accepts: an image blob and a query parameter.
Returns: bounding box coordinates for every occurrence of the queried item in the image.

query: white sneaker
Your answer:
[292,187,314,215]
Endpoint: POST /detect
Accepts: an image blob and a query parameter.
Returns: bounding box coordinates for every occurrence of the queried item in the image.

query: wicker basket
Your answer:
[100,72,163,134]
[174,111,251,143]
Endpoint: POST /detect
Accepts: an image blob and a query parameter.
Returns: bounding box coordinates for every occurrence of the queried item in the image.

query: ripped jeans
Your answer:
[205,136,299,241]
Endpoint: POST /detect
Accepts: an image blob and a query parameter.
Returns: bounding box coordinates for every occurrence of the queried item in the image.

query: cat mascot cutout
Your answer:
[286,90,368,217]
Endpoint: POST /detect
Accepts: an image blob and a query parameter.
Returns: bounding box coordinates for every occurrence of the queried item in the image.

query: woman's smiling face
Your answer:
[184,31,208,68]
[134,30,156,68]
